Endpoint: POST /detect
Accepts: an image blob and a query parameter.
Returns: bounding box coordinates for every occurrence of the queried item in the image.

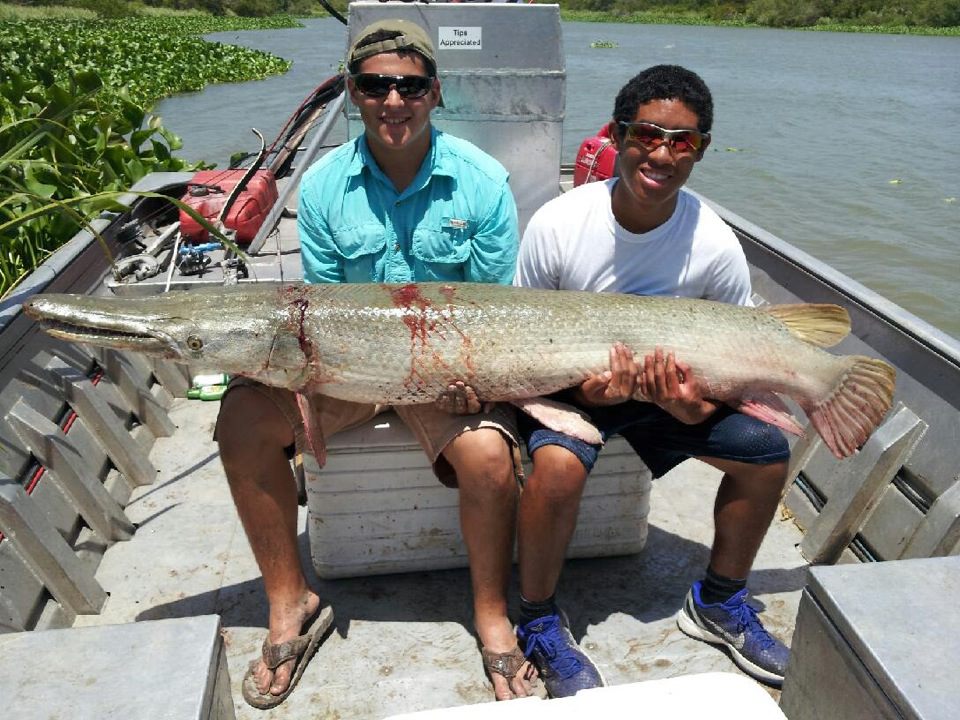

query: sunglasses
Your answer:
[617,121,709,156]
[350,73,434,99]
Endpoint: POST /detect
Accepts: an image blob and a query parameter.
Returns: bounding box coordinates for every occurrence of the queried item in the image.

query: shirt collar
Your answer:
[349,127,455,183]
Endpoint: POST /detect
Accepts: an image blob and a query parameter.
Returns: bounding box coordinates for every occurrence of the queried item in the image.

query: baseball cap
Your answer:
[348,19,444,107]
[348,19,438,74]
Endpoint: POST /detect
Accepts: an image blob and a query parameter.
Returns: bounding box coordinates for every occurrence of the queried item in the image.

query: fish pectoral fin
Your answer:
[733,391,805,437]
[510,397,603,445]
[295,392,327,467]
[764,303,851,347]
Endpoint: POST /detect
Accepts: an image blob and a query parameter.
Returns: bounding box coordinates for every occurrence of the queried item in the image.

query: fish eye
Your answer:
[187,335,203,351]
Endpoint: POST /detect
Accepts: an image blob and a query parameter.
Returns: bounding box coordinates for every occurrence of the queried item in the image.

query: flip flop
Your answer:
[481,645,539,700]
[241,604,335,709]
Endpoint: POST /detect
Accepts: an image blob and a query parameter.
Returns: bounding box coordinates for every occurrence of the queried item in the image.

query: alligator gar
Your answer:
[22,282,896,459]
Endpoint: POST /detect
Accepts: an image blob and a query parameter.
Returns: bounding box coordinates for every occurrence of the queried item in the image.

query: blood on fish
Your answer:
[290,297,313,357]
[387,283,475,391]
[389,283,434,344]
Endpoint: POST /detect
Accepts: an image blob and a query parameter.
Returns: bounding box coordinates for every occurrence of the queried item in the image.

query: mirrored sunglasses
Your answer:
[351,73,434,99]
[617,121,708,155]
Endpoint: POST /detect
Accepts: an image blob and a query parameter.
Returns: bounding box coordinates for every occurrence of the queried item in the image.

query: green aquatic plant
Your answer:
[0,16,295,296]
[0,69,191,296]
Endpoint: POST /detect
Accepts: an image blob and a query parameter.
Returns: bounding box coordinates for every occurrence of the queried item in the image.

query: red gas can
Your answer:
[179,169,279,245]
[573,124,618,186]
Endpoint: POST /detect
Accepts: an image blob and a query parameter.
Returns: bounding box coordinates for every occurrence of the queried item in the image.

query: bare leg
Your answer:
[517,445,588,602]
[442,428,532,700]
[218,386,320,697]
[697,457,789,578]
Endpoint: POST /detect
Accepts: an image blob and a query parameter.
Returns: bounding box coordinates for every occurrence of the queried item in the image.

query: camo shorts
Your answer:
[519,392,789,479]
[215,378,521,488]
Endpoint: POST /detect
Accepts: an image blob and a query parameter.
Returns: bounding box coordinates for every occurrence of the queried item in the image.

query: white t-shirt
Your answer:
[515,179,751,305]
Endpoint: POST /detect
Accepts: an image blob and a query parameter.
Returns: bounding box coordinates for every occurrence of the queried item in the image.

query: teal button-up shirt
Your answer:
[298,127,518,285]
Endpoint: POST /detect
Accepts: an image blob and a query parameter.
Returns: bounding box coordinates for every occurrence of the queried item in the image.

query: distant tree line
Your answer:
[4,0,340,18]
[562,0,960,27]
[5,0,957,25]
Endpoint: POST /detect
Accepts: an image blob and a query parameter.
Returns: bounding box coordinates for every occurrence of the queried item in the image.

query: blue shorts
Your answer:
[518,393,790,479]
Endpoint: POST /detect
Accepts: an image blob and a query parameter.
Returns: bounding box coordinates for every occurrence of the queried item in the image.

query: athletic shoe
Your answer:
[516,611,605,698]
[676,581,790,686]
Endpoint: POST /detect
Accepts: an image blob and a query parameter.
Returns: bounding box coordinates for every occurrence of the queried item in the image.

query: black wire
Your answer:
[318,0,347,25]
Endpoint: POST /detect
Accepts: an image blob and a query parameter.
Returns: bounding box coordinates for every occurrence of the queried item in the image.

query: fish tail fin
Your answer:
[765,304,851,347]
[803,356,896,458]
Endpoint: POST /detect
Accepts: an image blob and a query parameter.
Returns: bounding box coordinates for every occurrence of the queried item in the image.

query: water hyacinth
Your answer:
[0,16,296,298]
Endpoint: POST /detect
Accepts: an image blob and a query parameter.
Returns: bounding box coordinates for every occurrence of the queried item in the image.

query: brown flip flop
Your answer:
[241,604,334,709]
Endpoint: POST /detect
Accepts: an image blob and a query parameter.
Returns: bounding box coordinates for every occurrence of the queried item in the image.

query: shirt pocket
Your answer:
[333,224,387,259]
[332,224,387,282]
[411,219,473,265]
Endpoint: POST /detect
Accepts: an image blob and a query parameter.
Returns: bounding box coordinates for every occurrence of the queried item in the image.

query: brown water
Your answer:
[154,19,960,339]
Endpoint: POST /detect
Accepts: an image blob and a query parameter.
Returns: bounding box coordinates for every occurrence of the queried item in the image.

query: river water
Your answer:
[154,18,960,338]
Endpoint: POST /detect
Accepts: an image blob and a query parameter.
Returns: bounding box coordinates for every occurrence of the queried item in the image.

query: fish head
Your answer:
[23,285,312,388]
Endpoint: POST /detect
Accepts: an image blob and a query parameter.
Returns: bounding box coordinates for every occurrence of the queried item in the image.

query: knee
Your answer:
[526,447,589,504]
[451,434,517,499]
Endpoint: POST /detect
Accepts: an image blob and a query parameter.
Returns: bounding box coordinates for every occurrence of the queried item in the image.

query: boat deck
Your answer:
[72,395,806,718]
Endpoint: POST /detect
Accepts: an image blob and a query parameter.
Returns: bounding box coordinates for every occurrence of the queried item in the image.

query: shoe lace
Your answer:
[522,616,583,679]
[727,596,777,652]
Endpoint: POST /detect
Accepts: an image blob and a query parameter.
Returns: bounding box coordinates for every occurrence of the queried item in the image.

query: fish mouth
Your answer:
[41,319,173,352]
[23,297,177,354]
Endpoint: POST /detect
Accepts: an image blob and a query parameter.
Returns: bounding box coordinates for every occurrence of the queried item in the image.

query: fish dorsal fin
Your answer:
[764,303,851,347]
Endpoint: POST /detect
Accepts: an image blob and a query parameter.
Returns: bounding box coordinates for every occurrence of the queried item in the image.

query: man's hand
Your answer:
[639,347,718,424]
[436,381,488,415]
[575,342,641,407]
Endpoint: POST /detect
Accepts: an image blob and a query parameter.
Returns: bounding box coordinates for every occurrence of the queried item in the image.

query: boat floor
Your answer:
[73,396,807,718]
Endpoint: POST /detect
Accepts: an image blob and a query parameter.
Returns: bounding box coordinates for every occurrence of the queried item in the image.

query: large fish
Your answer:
[22,282,895,459]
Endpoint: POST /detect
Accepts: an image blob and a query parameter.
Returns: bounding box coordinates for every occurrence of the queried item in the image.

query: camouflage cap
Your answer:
[348,19,438,73]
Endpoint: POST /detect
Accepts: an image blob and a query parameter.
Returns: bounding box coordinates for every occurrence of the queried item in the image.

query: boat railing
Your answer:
[700,191,960,565]
[246,90,346,255]
[0,185,190,632]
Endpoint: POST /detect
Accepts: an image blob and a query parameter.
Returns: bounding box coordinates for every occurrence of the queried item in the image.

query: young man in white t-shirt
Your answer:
[512,65,791,696]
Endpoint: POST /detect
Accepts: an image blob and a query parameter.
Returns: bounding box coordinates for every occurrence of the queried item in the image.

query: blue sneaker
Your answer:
[676,581,790,686]
[516,611,605,698]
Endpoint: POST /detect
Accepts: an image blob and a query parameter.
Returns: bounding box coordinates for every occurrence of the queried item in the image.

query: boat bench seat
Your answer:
[0,615,235,719]
[306,411,652,579]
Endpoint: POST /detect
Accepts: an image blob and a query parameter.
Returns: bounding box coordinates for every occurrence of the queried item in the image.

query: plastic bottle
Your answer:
[186,384,227,401]
[191,373,230,387]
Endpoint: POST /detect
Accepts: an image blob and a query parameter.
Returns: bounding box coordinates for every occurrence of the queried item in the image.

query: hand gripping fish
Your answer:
[22,282,896,460]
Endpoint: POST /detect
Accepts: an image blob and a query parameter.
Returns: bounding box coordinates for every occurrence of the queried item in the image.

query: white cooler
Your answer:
[307,412,651,579]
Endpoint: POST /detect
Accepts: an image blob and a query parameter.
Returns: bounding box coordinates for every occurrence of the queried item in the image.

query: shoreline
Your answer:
[559,9,960,37]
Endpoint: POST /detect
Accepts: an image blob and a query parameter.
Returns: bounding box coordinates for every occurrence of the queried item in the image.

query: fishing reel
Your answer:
[178,244,214,276]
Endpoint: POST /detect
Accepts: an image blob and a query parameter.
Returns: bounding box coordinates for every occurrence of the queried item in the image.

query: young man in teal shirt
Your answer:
[216,20,533,708]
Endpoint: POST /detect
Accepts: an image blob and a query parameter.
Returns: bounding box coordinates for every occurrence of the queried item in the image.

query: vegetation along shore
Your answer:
[1,0,957,298]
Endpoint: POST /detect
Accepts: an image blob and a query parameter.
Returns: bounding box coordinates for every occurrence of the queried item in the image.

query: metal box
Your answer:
[308,412,650,579]
[0,615,235,719]
[780,556,960,720]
